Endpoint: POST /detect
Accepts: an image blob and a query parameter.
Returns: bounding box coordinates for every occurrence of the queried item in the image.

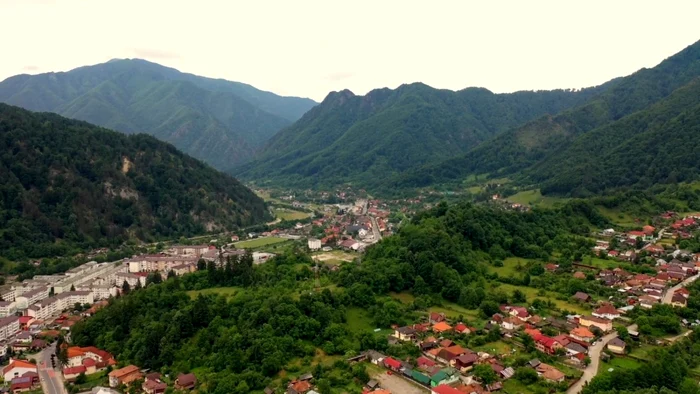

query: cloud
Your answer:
[22,65,40,72]
[132,48,179,60]
[325,71,355,82]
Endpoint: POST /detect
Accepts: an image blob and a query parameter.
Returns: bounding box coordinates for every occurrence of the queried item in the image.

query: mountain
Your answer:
[237,82,611,187]
[0,104,268,260]
[532,78,700,196]
[0,59,317,169]
[395,40,700,190]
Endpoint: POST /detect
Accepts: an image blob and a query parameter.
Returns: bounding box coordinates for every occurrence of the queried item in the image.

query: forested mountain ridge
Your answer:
[236,81,613,186]
[0,104,268,260]
[393,40,700,190]
[0,59,317,169]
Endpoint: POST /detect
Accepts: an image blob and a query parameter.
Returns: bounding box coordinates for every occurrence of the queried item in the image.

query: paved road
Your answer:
[370,216,382,241]
[567,324,636,394]
[662,273,699,304]
[38,343,66,394]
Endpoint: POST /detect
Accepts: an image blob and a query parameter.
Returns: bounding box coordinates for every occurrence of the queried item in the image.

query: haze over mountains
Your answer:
[0,59,317,170]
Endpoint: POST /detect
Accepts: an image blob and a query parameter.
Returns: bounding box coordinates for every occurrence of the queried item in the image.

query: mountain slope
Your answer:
[532,78,700,196]
[0,104,268,260]
[0,59,317,169]
[237,82,611,187]
[396,40,700,188]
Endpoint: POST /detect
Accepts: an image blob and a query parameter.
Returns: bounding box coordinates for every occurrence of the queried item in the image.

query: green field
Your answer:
[473,340,514,356]
[275,209,310,221]
[428,301,484,326]
[597,356,643,376]
[507,189,568,208]
[235,237,288,248]
[493,283,589,314]
[186,287,245,299]
[389,292,416,303]
[595,205,639,227]
[489,257,533,277]
[345,308,392,336]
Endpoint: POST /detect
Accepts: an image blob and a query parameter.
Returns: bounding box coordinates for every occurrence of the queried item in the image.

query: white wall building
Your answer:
[0,316,20,342]
[308,238,322,251]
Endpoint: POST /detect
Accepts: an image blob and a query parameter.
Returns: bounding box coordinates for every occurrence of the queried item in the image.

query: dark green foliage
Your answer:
[239,83,608,188]
[0,104,267,260]
[393,40,700,190]
[0,59,317,169]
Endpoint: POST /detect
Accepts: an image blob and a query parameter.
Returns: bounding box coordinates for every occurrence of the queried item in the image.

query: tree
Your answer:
[70,284,76,292]
[522,333,536,352]
[512,289,527,303]
[473,364,498,385]
[197,259,206,271]
[146,272,162,286]
[167,270,176,279]
[134,280,143,290]
[74,372,87,384]
[479,300,500,318]
[514,367,538,384]
[121,280,130,294]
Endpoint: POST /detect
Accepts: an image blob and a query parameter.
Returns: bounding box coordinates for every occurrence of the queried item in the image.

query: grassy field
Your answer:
[389,292,416,304]
[345,308,392,336]
[275,208,310,221]
[186,286,245,299]
[473,340,514,356]
[595,205,639,228]
[507,189,568,208]
[313,250,357,265]
[235,236,288,248]
[489,257,533,277]
[493,283,589,314]
[597,356,643,377]
[428,301,485,326]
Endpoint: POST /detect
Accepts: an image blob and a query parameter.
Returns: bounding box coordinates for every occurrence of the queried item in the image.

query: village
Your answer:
[0,189,699,394]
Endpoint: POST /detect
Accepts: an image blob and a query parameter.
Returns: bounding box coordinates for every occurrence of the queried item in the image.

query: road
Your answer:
[38,343,66,394]
[567,324,637,394]
[569,272,699,393]
[370,216,383,241]
[662,273,699,304]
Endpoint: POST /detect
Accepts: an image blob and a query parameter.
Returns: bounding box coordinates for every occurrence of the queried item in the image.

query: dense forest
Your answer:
[237,81,611,187]
[0,104,268,260]
[389,40,700,193]
[0,59,317,168]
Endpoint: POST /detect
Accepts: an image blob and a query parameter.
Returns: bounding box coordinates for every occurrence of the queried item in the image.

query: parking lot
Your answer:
[372,371,430,394]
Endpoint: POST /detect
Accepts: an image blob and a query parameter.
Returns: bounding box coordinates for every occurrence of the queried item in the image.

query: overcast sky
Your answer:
[2,0,699,102]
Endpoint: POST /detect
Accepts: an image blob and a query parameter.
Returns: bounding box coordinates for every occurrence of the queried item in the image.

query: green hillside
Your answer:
[237,82,610,187]
[395,40,700,190]
[0,59,317,169]
[0,104,268,260]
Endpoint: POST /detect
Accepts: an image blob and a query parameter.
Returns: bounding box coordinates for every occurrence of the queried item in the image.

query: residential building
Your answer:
[570,327,595,342]
[607,337,627,354]
[592,303,620,320]
[168,245,210,256]
[0,315,20,341]
[108,365,142,387]
[14,286,49,309]
[307,238,322,251]
[579,315,613,332]
[175,373,197,390]
[3,359,37,382]
[0,301,16,317]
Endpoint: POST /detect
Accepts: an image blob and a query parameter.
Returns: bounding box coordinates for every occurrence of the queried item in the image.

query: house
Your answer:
[417,356,436,370]
[675,287,690,298]
[63,364,88,380]
[11,374,38,393]
[672,293,688,308]
[573,292,591,302]
[536,363,565,381]
[394,326,417,341]
[175,373,197,390]
[108,365,142,387]
[454,353,478,372]
[383,357,402,371]
[143,376,167,394]
[593,303,620,320]
[573,271,587,280]
[429,312,446,324]
[430,368,459,387]
[535,336,564,355]
[608,250,619,258]
[501,316,523,331]
[3,359,37,382]
[288,380,312,394]
[579,315,613,332]
[431,385,463,394]
[566,342,587,356]
[432,322,452,333]
[607,337,627,354]
[454,323,471,334]
[412,370,431,386]
[570,327,595,342]
[639,295,659,309]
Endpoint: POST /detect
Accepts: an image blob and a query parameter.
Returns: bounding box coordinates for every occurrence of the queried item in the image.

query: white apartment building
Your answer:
[168,245,210,256]
[14,286,49,310]
[115,273,146,288]
[27,291,95,320]
[0,288,16,302]
[308,238,322,251]
[127,255,198,273]
[0,301,16,317]
[0,316,20,342]
[53,262,127,294]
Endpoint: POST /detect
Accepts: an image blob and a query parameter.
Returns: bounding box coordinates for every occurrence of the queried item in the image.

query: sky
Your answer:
[2,0,699,102]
